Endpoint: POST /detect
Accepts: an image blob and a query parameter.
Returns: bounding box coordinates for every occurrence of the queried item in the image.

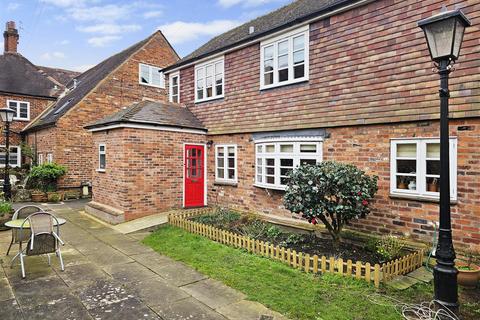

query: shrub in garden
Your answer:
[283,161,378,245]
[375,235,405,261]
[265,225,282,241]
[28,163,67,192]
[236,219,268,239]
[192,207,241,228]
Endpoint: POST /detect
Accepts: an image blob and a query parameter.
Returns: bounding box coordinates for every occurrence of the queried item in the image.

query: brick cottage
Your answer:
[22,31,179,190]
[86,0,478,252]
[0,21,78,167]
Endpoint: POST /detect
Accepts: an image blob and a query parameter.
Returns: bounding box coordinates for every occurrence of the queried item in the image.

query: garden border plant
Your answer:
[168,207,425,288]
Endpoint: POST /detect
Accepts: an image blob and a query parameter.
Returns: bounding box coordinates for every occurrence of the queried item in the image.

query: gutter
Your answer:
[164,0,374,73]
[84,120,207,134]
[0,90,57,100]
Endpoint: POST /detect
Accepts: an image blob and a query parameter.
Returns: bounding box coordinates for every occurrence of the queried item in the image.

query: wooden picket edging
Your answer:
[168,210,424,288]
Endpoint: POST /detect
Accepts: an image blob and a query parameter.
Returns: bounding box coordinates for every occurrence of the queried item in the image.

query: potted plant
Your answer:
[397,177,408,190]
[457,252,480,289]
[0,201,13,231]
[427,178,439,192]
[30,189,47,202]
[28,163,67,203]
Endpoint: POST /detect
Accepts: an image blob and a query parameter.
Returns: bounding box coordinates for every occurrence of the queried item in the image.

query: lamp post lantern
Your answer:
[0,107,15,201]
[417,8,471,311]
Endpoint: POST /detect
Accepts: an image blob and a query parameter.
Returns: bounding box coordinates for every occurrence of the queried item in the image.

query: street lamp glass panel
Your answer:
[452,20,465,59]
[0,108,15,123]
[424,18,455,60]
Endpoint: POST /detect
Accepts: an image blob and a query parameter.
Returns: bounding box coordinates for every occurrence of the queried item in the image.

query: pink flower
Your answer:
[362,200,368,206]
[311,219,317,225]
[358,191,362,196]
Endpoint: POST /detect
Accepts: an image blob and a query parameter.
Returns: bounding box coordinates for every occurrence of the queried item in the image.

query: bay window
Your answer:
[195,57,224,102]
[215,145,237,183]
[260,25,309,89]
[255,139,322,190]
[390,138,457,200]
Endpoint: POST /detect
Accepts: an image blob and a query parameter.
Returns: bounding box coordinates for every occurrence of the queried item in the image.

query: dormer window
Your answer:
[260,25,309,90]
[194,57,224,103]
[139,63,165,88]
[7,100,30,121]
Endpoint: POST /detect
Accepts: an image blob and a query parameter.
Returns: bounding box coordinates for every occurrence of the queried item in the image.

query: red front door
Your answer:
[184,144,205,207]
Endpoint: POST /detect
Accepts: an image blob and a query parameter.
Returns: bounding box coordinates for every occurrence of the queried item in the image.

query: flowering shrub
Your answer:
[283,161,378,245]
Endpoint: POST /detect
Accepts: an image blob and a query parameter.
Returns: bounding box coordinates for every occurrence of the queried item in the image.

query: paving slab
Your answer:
[128,231,153,241]
[11,276,70,308]
[88,296,161,320]
[0,299,24,319]
[0,277,14,301]
[75,279,134,310]
[21,295,92,320]
[154,261,208,286]
[57,262,110,289]
[83,248,134,267]
[125,276,190,307]
[103,262,158,284]
[100,235,155,256]
[386,275,420,290]
[112,213,168,234]
[406,267,434,283]
[181,278,246,310]
[152,297,228,320]
[130,252,176,269]
[217,300,288,320]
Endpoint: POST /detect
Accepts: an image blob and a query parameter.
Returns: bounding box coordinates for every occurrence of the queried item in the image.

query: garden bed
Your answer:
[169,208,425,288]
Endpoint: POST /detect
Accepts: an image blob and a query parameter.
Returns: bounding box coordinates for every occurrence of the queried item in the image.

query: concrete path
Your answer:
[0,200,286,320]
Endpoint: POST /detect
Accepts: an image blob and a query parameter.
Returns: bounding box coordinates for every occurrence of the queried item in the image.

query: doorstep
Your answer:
[112,212,169,234]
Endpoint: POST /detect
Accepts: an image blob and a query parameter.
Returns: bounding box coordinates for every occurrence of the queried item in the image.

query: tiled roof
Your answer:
[36,66,80,86]
[25,32,158,132]
[0,53,62,98]
[85,100,206,131]
[165,0,353,70]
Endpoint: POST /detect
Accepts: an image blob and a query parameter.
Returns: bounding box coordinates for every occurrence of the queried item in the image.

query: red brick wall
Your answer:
[177,0,480,135]
[0,94,53,146]
[92,127,206,221]
[207,119,480,252]
[25,126,57,164]
[26,32,179,188]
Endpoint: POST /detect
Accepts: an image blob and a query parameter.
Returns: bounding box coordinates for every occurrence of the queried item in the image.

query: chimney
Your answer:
[4,21,19,53]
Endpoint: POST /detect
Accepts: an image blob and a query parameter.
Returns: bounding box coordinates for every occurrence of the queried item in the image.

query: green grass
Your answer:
[143,225,440,320]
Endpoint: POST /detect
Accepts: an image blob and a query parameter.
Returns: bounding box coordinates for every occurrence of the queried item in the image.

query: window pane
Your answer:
[227,147,235,156]
[426,177,440,192]
[265,145,275,153]
[217,157,224,168]
[279,69,288,82]
[215,74,223,96]
[294,64,304,79]
[99,154,106,169]
[215,62,223,74]
[278,40,288,55]
[266,158,275,166]
[256,145,263,153]
[206,87,213,97]
[228,169,235,179]
[293,50,304,64]
[264,72,273,85]
[280,159,293,167]
[264,45,274,59]
[300,144,316,153]
[19,103,28,118]
[228,158,235,168]
[172,76,178,86]
[266,176,275,184]
[300,159,316,166]
[427,143,440,158]
[396,160,416,174]
[293,35,304,51]
[264,59,273,72]
[266,167,275,175]
[206,76,213,87]
[197,68,204,79]
[280,144,293,153]
[397,144,416,158]
[257,158,262,166]
[99,145,105,152]
[278,55,288,69]
[217,169,224,179]
[427,160,440,175]
[396,176,416,190]
[206,65,213,77]
[140,65,150,83]
[152,69,162,86]
[257,175,263,183]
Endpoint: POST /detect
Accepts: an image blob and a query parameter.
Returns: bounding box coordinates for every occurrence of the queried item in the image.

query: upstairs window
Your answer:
[260,25,309,90]
[195,57,224,102]
[215,145,237,183]
[390,138,457,201]
[139,63,165,88]
[169,72,180,103]
[255,139,322,190]
[0,146,21,167]
[7,100,30,121]
[98,144,106,171]
[47,153,53,163]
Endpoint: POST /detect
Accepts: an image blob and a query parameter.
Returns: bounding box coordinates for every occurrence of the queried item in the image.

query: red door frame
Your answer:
[183,143,206,208]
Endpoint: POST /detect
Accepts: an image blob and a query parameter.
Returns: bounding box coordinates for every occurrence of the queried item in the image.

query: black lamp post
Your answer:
[418,9,471,311]
[0,108,15,201]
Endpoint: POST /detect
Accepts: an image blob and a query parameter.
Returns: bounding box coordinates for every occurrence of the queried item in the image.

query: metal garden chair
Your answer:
[6,205,43,255]
[17,212,65,278]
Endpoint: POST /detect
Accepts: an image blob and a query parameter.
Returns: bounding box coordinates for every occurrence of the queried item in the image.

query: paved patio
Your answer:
[0,200,286,320]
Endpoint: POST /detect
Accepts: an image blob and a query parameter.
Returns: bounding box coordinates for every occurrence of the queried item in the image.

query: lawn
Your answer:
[143,225,439,320]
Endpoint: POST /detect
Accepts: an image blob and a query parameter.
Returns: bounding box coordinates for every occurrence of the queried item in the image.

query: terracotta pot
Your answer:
[427,183,438,192]
[398,182,408,189]
[31,191,47,203]
[457,264,480,289]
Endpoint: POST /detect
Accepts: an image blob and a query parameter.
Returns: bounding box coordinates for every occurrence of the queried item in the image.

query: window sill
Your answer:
[13,118,30,122]
[389,192,457,204]
[195,95,224,104]
[254,183,286,191]
[96,169,106,173]
[214,181,238,187]
[260,78,308,91]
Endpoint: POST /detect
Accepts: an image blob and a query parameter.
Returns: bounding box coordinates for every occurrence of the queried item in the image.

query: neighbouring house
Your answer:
[87,0,479,252]
[0,21,78,168]
[22,30,180,191]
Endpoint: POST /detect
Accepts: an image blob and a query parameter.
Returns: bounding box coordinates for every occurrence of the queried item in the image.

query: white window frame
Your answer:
[0,145,21,167]
[46,153,53,163]
[215,144,237,184]
[194,56,224,103]
[260,25,309,90]
[37,153,44,165]
[7,99,30,121]
[138,63,165,88]
[98,144,106,172]
[255,137,322,190]
[390,138,457,201]
[169,72,180,103]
